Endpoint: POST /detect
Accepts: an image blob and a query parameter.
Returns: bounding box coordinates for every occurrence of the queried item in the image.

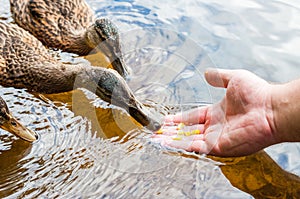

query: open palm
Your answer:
[153,69,277,157]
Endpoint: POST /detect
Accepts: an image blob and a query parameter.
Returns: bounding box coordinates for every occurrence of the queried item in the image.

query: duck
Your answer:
[0,21,161,131]
[0,96,38,142]
[9,0,129,78]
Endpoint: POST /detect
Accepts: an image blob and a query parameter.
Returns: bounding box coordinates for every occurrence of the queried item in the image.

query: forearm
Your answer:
[271,79,300,143]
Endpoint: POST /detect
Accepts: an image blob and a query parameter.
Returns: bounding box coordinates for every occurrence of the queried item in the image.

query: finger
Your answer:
[153,123,224,155]
[164,106,208,125]
[154,124,205,139]
[154,126,179,136]
[205,68,235,88]
[151,130,211,154]
[158,123,205,132]
[164,139,210,154]
[182,124,205,134]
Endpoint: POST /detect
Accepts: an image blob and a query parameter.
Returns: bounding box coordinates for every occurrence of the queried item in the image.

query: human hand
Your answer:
[152,69,278,157]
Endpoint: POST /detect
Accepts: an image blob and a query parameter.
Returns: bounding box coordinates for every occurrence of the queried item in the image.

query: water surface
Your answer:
[0,0,300,198]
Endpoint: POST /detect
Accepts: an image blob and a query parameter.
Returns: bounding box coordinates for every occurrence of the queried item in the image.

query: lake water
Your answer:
[0,0,300,198]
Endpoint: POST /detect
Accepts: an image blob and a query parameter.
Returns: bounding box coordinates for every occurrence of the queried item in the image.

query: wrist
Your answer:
[271,80,300,143]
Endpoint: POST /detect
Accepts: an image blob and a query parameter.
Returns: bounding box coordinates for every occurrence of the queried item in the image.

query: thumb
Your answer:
[205,68,235,88]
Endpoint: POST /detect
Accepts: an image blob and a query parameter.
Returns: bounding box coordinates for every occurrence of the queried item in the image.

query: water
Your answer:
[1,0,300,198]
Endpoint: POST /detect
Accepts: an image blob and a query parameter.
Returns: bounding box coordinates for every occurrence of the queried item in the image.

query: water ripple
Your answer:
[0,0,300,198]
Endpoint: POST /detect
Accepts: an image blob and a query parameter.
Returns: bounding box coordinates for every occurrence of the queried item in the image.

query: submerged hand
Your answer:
[153,69,278,157]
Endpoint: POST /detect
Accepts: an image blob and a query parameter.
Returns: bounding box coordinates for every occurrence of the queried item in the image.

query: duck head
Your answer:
[0,97,38,142]
[78,67,161,131]
[85,18,129,78]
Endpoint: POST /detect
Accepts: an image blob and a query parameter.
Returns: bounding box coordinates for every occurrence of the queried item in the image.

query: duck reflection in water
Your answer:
[210,151,300,198]
[0,135,33,198]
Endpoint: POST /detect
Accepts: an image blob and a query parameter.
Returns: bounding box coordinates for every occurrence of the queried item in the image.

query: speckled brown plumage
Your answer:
[0,22,160,130]
[0,96,9,123]
[0,22,79,93]
[10,0,94,54]
[10,0,129,77]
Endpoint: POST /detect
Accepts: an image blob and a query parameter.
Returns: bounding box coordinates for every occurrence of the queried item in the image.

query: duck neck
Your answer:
[75,25,106,56]
[64,34,94,56]
[40,63,84,94]
[1,62,87,94]
[36,64,105,96]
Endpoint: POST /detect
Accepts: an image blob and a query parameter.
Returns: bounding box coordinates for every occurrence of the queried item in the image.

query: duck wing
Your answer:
[10,0,95,50]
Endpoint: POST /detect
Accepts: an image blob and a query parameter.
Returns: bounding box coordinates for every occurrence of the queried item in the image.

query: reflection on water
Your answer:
[211,151,300,198]
[1,0,300,198]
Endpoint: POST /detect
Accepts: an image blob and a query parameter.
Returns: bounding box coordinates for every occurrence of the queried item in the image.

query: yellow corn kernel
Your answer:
[156,129,163,134]
[184,131,191,136]
[191,129,201,135]
[176,122,185,130]
[172,136,182,140]
[177,131,184,136]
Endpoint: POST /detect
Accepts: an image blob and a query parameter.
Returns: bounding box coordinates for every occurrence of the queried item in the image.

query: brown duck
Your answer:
[0,21,160,132]
[10,0,129,77]
[0,96,37,142]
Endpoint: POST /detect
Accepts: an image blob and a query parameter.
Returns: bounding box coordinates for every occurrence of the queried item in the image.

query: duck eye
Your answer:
[11,121,17,126]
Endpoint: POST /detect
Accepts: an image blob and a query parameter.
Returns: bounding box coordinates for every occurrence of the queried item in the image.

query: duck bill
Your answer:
[1,116,37,142]
[128,102,161,131]
[110,57,129,78]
